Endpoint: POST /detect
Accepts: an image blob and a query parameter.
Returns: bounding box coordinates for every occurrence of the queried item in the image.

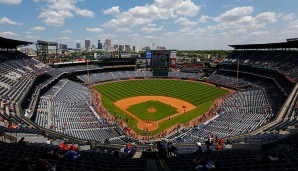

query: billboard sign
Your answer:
[146,50,152,59]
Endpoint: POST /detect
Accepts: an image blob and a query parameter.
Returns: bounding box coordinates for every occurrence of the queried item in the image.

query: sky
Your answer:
[0,0,298,50]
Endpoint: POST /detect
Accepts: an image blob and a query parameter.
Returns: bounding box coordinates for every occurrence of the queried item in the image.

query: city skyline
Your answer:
[0,0,297,50]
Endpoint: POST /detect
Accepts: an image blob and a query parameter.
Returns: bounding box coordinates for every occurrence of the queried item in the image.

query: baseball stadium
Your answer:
[0,36,297,171]
[0,1,298,170]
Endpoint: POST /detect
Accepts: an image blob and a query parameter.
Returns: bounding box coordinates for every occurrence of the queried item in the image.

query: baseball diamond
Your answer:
[94,79,229,135]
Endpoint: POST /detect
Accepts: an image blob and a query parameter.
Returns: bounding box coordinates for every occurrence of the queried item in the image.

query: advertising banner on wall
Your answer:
[146,50,152,58]
[169,58,176,67]
[146,58,152,67]
[146,50,152,67]
[170,51,177,67]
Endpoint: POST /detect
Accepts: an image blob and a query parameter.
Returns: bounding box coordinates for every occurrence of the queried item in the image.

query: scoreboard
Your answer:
[146,50,177,76]
[152,50,170,68]
[150,50,170,76]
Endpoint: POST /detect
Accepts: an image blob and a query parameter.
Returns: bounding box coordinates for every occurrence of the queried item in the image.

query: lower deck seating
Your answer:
[35,79,120,142]
[174,88,273,143]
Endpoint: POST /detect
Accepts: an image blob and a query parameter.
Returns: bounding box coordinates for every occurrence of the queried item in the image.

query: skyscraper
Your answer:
[97,40,103,49]
[125,45,131,52]
[104,39,111,51]
[114,44,119,51]
[76,43,81,49]
[85,40,91,50]
[119,45,124,52]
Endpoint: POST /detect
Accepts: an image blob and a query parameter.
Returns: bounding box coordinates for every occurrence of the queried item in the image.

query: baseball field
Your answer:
[93,79,229,135]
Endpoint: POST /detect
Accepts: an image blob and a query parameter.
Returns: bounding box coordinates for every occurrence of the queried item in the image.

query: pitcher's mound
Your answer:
[147,107,156,113]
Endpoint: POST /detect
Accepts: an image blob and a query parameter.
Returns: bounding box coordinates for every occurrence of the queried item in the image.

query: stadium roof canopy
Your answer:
[36,40,58,46]
[229,38,298,50]
[0,37,33,49]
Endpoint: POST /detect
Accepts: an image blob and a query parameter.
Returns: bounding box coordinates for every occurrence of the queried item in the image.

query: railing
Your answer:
[155,153,165,171]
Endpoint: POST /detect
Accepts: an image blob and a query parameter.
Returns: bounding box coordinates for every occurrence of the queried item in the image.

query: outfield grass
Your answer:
[94,80,228,105]
[94,80,229,135]
[127,100,178,121]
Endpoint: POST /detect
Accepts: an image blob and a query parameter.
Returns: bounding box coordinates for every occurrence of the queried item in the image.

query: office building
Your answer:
[114,44,119,51]
[76,43,81,49]
[85,40,91,49]
[97,40,103,49]
[104,39,111,51]
[119,45,124,52]
[125,45,131,52]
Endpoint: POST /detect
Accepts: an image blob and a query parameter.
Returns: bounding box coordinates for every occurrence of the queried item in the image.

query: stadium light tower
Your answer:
[150,43,154,50]
[236,58,240,90]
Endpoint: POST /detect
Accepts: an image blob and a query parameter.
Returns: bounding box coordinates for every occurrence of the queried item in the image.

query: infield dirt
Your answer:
[114,96,196,131]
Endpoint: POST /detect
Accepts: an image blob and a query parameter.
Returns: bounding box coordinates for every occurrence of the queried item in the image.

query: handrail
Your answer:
[155,153,164,171]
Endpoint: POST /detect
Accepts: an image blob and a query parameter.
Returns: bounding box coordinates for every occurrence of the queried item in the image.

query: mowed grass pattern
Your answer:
[127,100,178,121]
[94,80,229,135]
[94,80,228,105]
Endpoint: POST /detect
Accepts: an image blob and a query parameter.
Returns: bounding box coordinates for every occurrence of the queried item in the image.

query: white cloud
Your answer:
[0,17,22,25]
[39,9,73,27]
[38,0,94,26]
[75,9,94,17]
[255,12,277,23]
[198,15,209,23]
[104,0,201,31]
[59,36,70,40]
[115,28,132,32]
[0,31,18,37]
[214,6,254,22]
[86,27,104,32]
[144,36,158,39]
[174,17,197,26]
[0,0,22,5]
[98,33,117,39]
[175,0,201,16]
[282,13,295,21]
[207,7,278,34]
[250,31,269,37]
[32,0,39,2]
[103,6,120,15]
[31,26,45,31]
[141,26,163,33]
[288,20,298,29]
[61,29,72,34]
[25,31,31,34]
[180,27,192,33]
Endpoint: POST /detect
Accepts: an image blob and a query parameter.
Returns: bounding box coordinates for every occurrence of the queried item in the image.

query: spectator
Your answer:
[46,138,52,145]
[64,146,80,159]
[196,140,202,151]
[215,145,223,151]
[124,144,130,155]
[104,138,110,144]
[218,138,223,146]
[50,149,62,159]
[18,137,26,145]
